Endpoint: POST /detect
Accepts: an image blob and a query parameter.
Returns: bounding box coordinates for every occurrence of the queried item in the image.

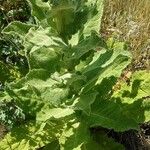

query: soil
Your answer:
[108,123,150,150]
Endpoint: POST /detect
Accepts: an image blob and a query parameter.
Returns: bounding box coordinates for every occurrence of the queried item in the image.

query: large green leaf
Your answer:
[112,70,150,123]
[130,71,150,99]
[81,49,131,94]
[28,46,59,71]
[27,0,51,22]
[75,92,98,115]
[2,21,36,39]
[24,27,65,48]
[86,70,150,131]
[88,98,144,131]
[0,95,76,149]
[83,0,104,37]
[50,0,77,38]
[23,27,65,71]
[59,121,90,150]
[71,33,106,59]
[4,69,69,116]
[113,71,150,101]
[63,33,106,70]
[0,122,56,150]
[37,107,75,123]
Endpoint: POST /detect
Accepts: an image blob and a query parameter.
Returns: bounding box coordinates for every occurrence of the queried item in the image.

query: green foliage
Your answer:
[0,101,25,128]
[0,0,149,149]
[112,70,150,123]
[0,0,31,85]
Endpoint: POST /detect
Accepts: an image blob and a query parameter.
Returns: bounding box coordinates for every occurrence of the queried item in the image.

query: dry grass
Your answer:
[101,0,150,70]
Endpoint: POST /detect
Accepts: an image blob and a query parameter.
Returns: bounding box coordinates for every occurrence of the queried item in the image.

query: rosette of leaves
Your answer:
[0,0,149,149]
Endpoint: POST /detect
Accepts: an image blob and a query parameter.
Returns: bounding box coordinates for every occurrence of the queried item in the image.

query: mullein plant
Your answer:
[0,0,149,149]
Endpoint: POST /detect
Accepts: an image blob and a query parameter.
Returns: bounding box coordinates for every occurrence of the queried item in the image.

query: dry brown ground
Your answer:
[101,0,150,71]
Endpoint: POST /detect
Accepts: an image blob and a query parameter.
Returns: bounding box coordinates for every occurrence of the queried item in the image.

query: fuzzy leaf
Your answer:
[2,21,35,38]
[27,0,50,21]
[71,33,106,59]
[0,122,56,150]
[24,27,65,71]
[5,69,69,116]
[83,0,104,37]
[112,70,150,123]
[131,71,150,99]
[88,99,140,131]
[59,121,90,150]
[37,107,75,123]
[75,92,98,115]
[87,71,150,131]
[82,49,131,94]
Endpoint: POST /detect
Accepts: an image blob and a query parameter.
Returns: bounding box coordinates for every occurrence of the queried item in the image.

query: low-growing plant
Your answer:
[0,0,149,149]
